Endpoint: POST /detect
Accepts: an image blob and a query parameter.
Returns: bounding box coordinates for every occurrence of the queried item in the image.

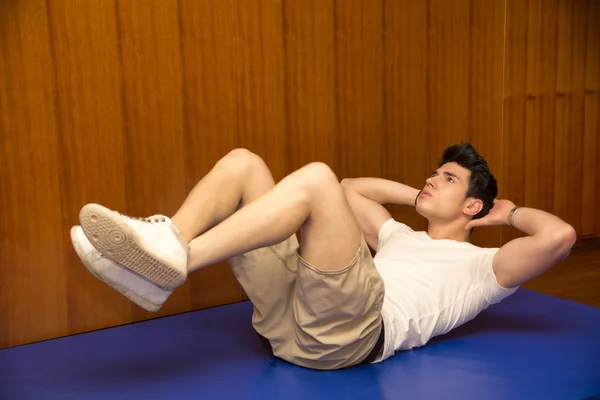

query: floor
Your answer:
[1,289,599,400]
[1,243,598,399]
[523,243,600,308]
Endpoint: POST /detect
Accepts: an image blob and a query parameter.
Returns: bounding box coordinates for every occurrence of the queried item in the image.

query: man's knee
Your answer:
[218,148,267,175]
[294,162,340,198]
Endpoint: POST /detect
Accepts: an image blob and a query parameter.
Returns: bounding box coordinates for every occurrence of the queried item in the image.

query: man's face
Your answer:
[416,162,478,222]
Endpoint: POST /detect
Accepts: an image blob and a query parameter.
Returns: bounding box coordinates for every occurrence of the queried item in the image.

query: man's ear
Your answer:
[464,198,483,217]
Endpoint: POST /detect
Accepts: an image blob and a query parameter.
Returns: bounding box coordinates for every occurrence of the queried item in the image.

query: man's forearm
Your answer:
[488,202,577,288]
[340,178,420,207]
[511,207,574,239]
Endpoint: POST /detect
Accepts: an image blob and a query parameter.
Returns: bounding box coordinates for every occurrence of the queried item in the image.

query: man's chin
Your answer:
[416,206,445,223]
[415,205,432,220]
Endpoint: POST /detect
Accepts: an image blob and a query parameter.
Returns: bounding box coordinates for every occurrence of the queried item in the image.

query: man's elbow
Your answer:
[553,224,577,260]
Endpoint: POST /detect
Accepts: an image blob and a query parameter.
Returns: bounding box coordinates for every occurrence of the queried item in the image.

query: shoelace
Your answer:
[143,215,168,224]
[127,214,168,224]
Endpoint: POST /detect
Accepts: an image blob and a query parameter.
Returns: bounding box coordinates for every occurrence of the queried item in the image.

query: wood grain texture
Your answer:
[503,0,598,244]
[523,0,558,222]
[427,0,472,163]
[283,0,336,171]
[231,0,287,181]
[553,0,587,234]
[0,0,67,348]
[47,0,133,334]
[2,0,600,348]
[582,0,600,235]
[334,0,385,180]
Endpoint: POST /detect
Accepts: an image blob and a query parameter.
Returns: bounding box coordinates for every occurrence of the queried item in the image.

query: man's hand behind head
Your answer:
[465,199,516,230]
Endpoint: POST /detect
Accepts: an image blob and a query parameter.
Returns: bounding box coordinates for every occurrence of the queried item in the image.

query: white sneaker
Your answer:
[70,226,173,312]
[78,203,189,290]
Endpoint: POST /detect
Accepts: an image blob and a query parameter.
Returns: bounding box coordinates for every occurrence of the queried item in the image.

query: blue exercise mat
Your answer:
[1,289,599,400]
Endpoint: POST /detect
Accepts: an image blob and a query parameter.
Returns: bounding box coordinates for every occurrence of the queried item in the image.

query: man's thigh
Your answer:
[299,169,363,272]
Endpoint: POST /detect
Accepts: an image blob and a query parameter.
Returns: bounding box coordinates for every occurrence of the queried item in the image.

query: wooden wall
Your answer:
[0,0,598,348]
[503,0,600,244]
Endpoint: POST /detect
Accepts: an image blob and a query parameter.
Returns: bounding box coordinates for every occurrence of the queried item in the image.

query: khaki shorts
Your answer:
[228,234,385,370]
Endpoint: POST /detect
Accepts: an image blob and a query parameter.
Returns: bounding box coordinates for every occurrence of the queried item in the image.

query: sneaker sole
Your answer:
[70,227,162,312]
[79,203,186,290]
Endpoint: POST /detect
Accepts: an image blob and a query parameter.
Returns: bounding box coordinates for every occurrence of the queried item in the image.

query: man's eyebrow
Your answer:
[443,171,460,181]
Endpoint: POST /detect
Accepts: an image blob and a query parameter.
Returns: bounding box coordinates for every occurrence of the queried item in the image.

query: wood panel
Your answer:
[231,0,287,181]
[1,0,600,349]
[47,0,132,334]
[582,1,600,235]
[503,0,598,244]
[523,0,558,223]
[427,0,472,162]
[0,0,67,348]
[334,0,384,180]
[553,0,587,234]
[283,0,336,171]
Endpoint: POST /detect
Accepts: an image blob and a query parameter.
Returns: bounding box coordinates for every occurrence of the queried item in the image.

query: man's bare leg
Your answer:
[78,152,362,286]
[171,149,276,243]
[187,162,362,274]
[72,149,278,310]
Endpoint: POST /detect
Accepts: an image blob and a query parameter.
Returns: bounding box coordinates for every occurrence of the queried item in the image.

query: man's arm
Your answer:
[467,200,577,289]
[340,178,420,249]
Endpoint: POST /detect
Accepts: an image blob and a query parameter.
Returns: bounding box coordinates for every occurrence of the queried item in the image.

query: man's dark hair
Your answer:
[439,142,497,220]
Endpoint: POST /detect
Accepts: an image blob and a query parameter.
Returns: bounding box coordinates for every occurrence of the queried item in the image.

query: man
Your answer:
[70,143,576,370]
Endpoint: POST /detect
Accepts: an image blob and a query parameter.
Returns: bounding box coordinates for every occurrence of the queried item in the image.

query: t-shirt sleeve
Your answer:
[377,218,411,252]
[479,248,519,304]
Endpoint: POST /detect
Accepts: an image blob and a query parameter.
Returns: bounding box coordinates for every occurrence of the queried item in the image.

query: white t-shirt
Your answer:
[373,218,519,363]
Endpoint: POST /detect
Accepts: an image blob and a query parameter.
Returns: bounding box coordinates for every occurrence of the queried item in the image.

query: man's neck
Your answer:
[426,219,471,242]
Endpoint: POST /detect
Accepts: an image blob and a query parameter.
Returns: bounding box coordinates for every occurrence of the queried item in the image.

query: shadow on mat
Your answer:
[59,341,270,388]
[430,308,563,344]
